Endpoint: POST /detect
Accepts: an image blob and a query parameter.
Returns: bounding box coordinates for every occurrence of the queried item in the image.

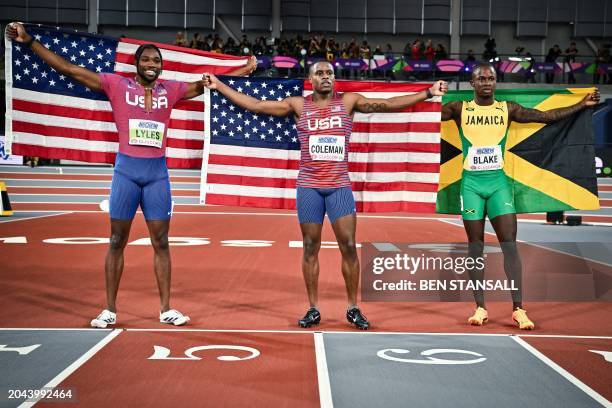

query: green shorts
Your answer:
[460,170,516,221]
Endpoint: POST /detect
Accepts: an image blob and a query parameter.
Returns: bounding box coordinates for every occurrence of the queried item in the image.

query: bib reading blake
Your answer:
[309,135,345,161]
[466,144,504,171]
[129,119,165,148]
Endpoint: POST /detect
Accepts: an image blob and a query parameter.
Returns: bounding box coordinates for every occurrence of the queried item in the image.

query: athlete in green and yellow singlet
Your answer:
[441,63,600,330]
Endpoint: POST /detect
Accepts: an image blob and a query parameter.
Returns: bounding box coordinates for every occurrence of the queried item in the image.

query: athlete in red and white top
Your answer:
[6,22,256,328]
[204,62,447,329]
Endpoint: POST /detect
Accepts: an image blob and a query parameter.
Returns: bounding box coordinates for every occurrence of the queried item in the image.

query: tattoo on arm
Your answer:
[358,101,390,113]
[511,101,585,124]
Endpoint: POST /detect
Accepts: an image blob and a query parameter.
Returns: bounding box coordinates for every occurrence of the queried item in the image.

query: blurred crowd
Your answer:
[174,31,450,62]
[173,31,612,84]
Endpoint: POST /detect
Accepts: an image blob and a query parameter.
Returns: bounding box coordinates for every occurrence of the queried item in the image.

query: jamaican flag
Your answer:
[437,88,600,214]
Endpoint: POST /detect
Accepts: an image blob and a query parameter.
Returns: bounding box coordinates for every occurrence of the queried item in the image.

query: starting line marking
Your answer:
[511,336,612,408]
[3,328,609,339]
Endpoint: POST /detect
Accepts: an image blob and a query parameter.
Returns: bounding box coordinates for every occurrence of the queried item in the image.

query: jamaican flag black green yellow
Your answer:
[436,88,600,214]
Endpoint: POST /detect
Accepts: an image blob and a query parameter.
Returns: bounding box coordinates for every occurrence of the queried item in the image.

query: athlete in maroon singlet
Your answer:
[204,62,447,329]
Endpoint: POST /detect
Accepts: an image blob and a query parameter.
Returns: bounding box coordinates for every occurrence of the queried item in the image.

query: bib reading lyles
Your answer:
[309,135,345,161]
[466,144,504,171]
[128,119,165,149]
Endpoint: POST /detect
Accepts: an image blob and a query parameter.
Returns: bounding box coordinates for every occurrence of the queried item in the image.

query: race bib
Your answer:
[309,135,345,161]
[466,145,504,171]
[128,119,165,149]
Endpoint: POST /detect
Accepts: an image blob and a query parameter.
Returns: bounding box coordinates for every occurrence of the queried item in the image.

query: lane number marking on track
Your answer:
[377,348,487,365]
[588,350,612,363]
[148,345,260,361]
[0,344,41,355]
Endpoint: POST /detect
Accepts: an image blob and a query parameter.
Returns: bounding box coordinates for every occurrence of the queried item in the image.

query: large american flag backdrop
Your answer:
[5,26,441,213]
[202,77,441,213]
[4,25,249,169]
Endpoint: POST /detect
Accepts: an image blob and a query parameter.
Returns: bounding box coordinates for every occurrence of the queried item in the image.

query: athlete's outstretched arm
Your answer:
[508,91,600,124]
[441,101,462,121]
[344,80,448,115]
[5,22,102,92]
[202,72,302,117]
[183,56,258,100]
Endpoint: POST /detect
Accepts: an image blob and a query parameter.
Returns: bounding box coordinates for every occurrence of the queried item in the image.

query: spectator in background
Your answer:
[189,33,204,50]
[239,34,252,55]
[359,40,371,59]
[465,49,476,62]
[277,38,290,56]
[411,39,423,60]
[385,43,394,60]
[340,42,350,59]
[211,36,223,53]
[308,36,321,57]
[424,39,435,61]
[223,38,239,55]
[252,36,266,56]
[483,37,497,62]
[565,41,578,84]
[594,44,611,84]
[523,52,536,83]
[435,43,448,61]
[174,31,187,47]
[545,44,562,83]
[201,34,212,52]
[326,38,338,61]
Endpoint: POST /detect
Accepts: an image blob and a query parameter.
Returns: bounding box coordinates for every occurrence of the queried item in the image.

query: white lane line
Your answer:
[516,218,612,227]
[17,329,122,408]
[314,332,334,408]
[0,328,119,331]
[0,212,72,223]
[511,336,611,408]
[1,328,611,339]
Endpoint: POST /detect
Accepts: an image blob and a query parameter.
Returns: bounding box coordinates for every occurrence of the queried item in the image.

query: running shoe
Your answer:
[346,307,370,330]
[159,309,190,326]
[298,308,321,328]
[512,308,535,330]
[90,309,116,328]
[468,307,488,326]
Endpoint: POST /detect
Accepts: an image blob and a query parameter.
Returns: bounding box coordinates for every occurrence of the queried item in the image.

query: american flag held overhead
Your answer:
[203,77,442,212]
[4,24,249,168]
[5,25,442,213]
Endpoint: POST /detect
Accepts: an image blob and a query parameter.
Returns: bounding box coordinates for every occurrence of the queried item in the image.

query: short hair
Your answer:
[472,62,496,78]
[309,60,334,76]
[134,44,162,65]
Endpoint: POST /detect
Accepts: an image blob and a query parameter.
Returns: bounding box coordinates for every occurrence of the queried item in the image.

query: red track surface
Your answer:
[37,331,319,408]
[523,337,612,401]
[2,211,611,335]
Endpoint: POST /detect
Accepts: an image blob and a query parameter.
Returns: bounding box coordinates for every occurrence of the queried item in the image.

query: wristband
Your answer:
[24,37,35,48]
[425,88,433,99]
